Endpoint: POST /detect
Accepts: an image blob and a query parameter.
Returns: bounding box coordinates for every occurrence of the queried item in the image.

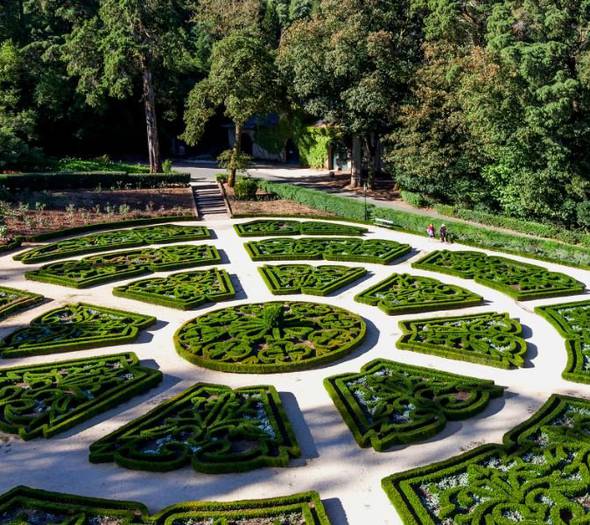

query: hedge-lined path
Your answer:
[2,215,590,524]
[191,178,228,219]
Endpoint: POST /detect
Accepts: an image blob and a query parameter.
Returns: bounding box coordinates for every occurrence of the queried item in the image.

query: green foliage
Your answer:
[413,250,586,300]
[259,264,367,295]
[234,177,259,201]
[325,359,503,451]
[400,191,430,208]
[0,286,43,321]
[16,225,211,264]
[382,394,590,524]
[52,157,150,174]
[26,244,222,289]
[235,219,367,237]
[90,383,300,474]
[0,303,155,358]
[113,269,236,310]
[174,301,366,373]
[398,312,528,369]
[245,237,411,264]
[217,149,252,178]
[536,300,590,384]
[0,353,162,440]
[355,273,482,315]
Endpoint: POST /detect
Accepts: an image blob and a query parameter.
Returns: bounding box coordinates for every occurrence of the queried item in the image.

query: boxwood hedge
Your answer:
[15,224,211,264]
[413,249,585,300]
[235,219,367,237]
[325,359,502,451]
[0,352,162,440]
[259,264,367,296]
[0,286,44,321]
[382,394,590,524]
[0,303,155,358]
[397,312,528,369]
[174,301,367,373]
[25,244,222,289]
[90,383,301,474]
[355,273,483,315]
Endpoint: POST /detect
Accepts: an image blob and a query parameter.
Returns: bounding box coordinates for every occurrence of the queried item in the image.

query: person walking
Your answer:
[427,223,436,239]
[440,224,448,243]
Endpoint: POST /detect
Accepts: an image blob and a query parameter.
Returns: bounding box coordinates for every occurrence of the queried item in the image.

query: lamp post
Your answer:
[364,181,368,221]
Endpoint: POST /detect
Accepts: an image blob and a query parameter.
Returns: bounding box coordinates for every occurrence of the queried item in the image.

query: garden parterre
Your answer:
[0,286,44,321]
[235,219,367,237]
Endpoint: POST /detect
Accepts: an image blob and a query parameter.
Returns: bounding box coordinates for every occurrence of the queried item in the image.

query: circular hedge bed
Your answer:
[174,301,367,373]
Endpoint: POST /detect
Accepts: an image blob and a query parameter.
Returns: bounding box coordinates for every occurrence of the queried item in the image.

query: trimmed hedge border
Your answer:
[245,237,411,265]
[536,300,590,384]
[0,486,332,525]
[0,352,162,440]
[413,249,585,300]
[397,312,528,369]
[113,268,236,310]
[325,359,502,451]
[0,302,155,358]
[235,219,367,237]
[0,286,44,321]
[15,224,211,264]
[26,244,222,289]
[382,394,590,524]
[355,273,483,315]
[0,238,22,254]
[175,301,367,373]
[259,264,367,296]
[90,383,301,474]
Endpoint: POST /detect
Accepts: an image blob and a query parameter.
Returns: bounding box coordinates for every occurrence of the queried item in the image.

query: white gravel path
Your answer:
[1,216,589,524]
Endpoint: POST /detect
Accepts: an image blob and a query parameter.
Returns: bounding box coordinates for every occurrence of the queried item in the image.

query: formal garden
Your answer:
[2,210,590,525]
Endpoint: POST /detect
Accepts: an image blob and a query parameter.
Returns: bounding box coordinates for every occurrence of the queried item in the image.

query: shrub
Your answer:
[234,176,259,200]
[400,190,429,208]
[161,159,173,173]
[0,285,43,320]
[234,219,367,237]
[215,173,228,183]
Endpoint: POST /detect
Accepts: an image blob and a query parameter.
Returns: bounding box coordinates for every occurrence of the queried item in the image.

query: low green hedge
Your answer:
[325,359,502,451]
[90,383,301,474]
[26,244,222,289]
[235,219,367,237]
[113,268,236,310]
[0,285,44,321]
[0,352,162,440]
[382,394,590,524]
[413,249,586,300]
[0,302,155,358]
[397,312,528,369]
[174,301,367,373]
[355,273,483,315]
[0,238,22,253]
[259,264,367,296]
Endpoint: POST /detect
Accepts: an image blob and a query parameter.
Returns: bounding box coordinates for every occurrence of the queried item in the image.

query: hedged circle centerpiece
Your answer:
[174,301,367,373]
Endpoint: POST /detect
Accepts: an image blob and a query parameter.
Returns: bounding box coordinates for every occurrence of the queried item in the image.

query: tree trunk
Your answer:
[229,122,242,188]
[142,63,162,174]
[363,134,379,190]
[350,136,362,188]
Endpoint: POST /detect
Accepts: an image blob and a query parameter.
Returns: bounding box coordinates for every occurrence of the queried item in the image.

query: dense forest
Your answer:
[2,0,590,227]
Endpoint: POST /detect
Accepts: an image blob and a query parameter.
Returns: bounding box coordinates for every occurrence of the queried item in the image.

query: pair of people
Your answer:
[427,223,450,242]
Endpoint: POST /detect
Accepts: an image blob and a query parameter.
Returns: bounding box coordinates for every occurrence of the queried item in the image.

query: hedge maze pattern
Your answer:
[0,486,331,525]
[15,224,211,264]
[355,273,483,315]
[536,300,590,384]
[0,303,155,358]
[245,237,411,265]
[259,264,367,296]
[0,353,162,440]
[113,269,236,310]
[382,394,590,524]
[325,359,502,451]
[413,249,585,300]
[90,383,301,474]
[235,219,367,237]
[174,301,366,373]
[25,244,222,288]
[397,312,528,369]
[0,286,44,321]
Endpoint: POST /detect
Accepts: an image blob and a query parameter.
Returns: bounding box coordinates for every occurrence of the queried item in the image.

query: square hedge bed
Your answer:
[355,273,483,315]
[244,237,411,264]
[0,352,162,440]
[259,264,367,296]
[15,224,212,264]
[0,303,155,358]
[325,359,502,451]
[113,268,236,310]
[0,286,44,321]
[397,312,528,369]
[413,249,585,300]
[90,383,301,474]
[0,486,331,525]
[382,394,590,524]
[25,244,222,289]
[235,219,367,237]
